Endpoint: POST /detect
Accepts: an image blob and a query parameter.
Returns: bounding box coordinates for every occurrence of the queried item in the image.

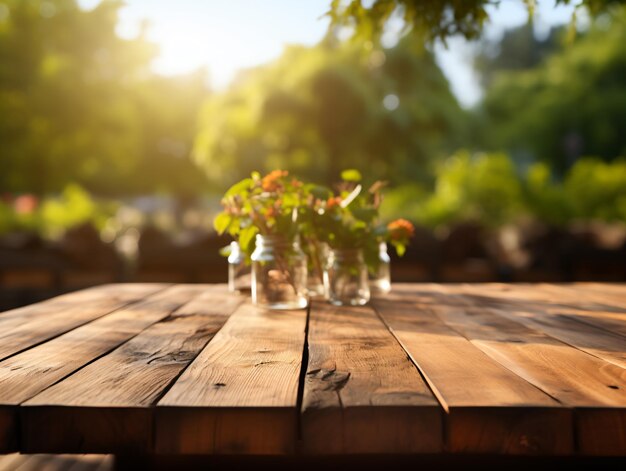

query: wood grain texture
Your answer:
[425,284,626,455]
[0,284,166,362]
[1,282,624,457]
[0,285,207,452]
[462,284,626,369]
[301,303,442,454]
[0,283,132,319]
[472,283,626,334]
[536,284,626,338]
[583,283,626,299]
[372,289,571,455]
[564,283,626,308]
[155,302,307,455]
[576,408,626,456]
[20,286,242,454]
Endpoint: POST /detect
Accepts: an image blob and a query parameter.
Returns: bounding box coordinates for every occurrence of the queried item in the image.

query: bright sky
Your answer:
[78,0,578,107]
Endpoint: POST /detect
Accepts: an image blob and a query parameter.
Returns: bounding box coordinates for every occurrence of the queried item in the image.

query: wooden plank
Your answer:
[536,284,626,338]
[0,453,112,471]
[425,284,626,456]
[567,283,626,307]
[20,287,242,454]
[462,284,626,369]
[0,453,24,470]
[0,284,152,321]
[0,285,209,452]
[584,283,626,298]
[155,302,307,455]
[372,289,571,455]
[301,303,442,454]
[2,454,51,471]
[473,283,626,334]
[0,284,166,361]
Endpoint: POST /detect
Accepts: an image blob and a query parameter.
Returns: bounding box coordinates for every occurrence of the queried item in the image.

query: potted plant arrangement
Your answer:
[214,169,414,309]
[214,170,309,309]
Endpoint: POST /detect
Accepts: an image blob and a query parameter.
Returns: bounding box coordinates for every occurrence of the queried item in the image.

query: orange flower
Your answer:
[14,195,38,214]
[387,218,415,240]
[261,170,289,192]
[290,178,303,188]
[266,206,277,218]
[326,196,342,210]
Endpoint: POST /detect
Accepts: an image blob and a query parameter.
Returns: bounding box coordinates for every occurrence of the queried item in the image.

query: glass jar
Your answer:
[251,234,308,309]
[324,248,370,306]
[369,242,391,295]
[306,241,329,298]
[228,241,250,292]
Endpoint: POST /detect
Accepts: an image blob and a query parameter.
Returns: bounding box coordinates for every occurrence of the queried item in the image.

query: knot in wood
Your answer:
[306,367,351,392]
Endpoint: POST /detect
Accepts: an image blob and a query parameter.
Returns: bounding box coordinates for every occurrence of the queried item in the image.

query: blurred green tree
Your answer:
[477,8,626,173]
[474,23,565,88]
[381,151,626,227]
[523,158,626,225]
[562,158,626,221]
[0,0,209,196]
[327,0,625,43]
[381,150,524,227]
[193,38,466,189]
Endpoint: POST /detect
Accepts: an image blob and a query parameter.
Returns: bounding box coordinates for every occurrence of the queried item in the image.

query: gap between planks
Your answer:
[300,302,442,455]
[154,302,308,455]
[0,284,170,363]
[0,283,177,452]
[371,288,572,455]
[16,285,242,454]
[393,283,626,456]
[455,283,626,370]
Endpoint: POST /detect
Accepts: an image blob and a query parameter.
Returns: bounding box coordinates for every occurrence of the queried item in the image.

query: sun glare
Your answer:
[102,0,331,88]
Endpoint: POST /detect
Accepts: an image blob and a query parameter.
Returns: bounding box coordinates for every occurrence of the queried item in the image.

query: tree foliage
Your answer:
[0,0,209,196]
[479,8,626,172]
[474,22,565,88]
[193,38,465,190]
[380,150,524,227]
[381,151,626,227]
[0,184,115,237]
[327,0,626,43]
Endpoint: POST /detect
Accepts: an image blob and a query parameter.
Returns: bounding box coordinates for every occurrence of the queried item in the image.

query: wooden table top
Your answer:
[0,283,624,457]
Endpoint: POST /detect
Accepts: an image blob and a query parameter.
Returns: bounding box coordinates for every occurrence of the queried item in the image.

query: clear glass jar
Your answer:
[251,234,308,310]
[324,248,370,306]
[306,241,328,298]
[369,242,391,295]
[228,241,250,292]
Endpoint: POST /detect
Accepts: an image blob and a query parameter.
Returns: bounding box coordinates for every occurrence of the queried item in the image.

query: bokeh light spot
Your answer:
[383,94,399,111]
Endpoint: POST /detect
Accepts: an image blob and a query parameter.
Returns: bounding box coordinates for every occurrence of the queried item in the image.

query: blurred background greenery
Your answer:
[1,0,625,305]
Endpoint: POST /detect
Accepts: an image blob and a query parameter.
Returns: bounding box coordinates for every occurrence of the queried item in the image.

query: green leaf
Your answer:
[309,185,332,200]
[372,224,388,237]
[219,245,232,257]
[238,225,258,252]
[281,192,299,208]
[227,218,242,236]
[351,207,378,223]
[341,169,362,182]
[213,212,232,234]
[224,178,252,198]
[394,242,406,257]
[352,220,367,230]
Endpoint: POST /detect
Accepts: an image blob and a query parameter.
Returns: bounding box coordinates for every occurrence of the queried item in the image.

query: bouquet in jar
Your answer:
[301,169,414,305]
[214,170,310,309]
